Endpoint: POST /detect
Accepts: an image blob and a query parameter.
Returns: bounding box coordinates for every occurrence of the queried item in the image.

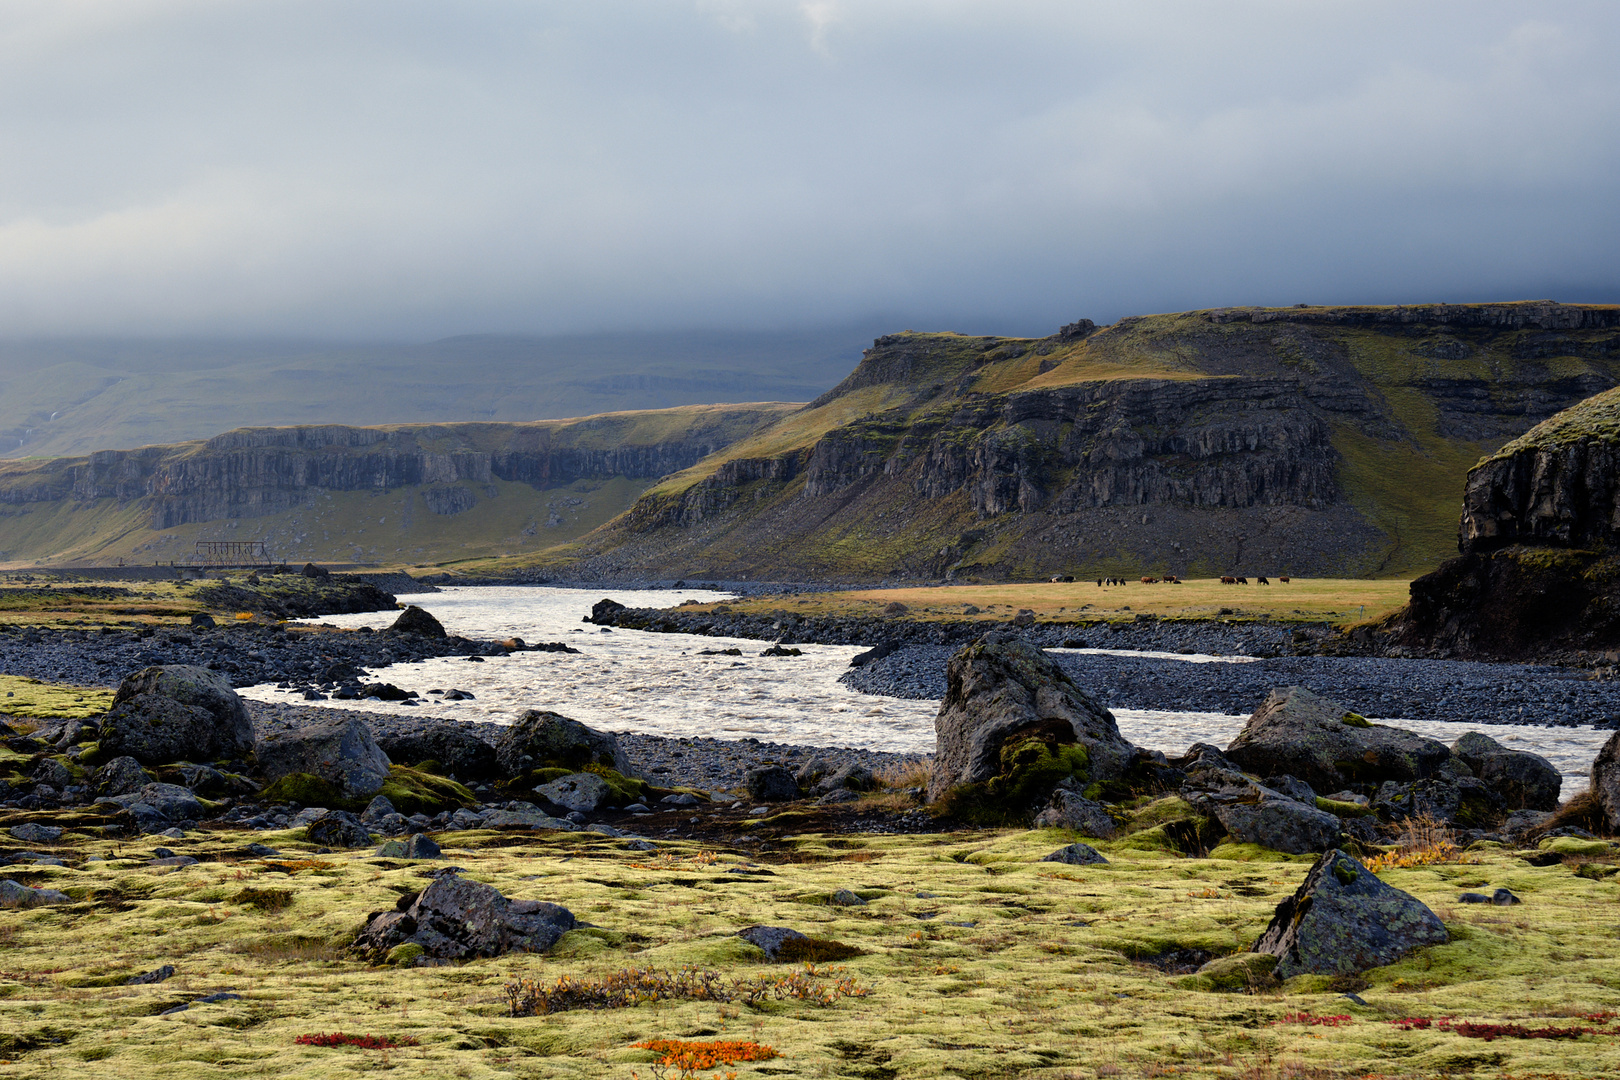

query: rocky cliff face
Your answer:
[0,410,783,532]
[1460,386,1620,553]
[564,302,1620,582]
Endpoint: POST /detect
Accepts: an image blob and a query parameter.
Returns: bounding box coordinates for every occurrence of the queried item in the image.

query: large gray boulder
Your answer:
[533,772,612,813]
[306,811,374,849]
[98,665,255,766]
[351,873,576,960]
[1225,687,1451,793]
[745,766,799,803]
[375,725,499,782]
[494,710,633,779]
[388,605,446,637]
[1591,729,1620,833]
[1451,731,1561,811]
[1253,849,1448,978]
[256,716,391,800]
[1372,775,1504,828]
[928,632,1133,803]
[1183,766,1341,855]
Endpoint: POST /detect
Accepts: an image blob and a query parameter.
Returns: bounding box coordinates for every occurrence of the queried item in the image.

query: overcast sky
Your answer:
[1,1,1616,339]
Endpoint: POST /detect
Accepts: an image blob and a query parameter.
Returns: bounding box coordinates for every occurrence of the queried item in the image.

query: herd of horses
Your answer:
[1061,575,1293,586]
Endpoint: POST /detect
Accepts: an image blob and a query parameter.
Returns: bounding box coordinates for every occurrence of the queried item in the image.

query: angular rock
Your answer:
[9,823,63,844]
[745,765,799,803]
[256,716,391,800]
[360,794,398,824]
[928,632,1133,803]
[1252,849,1448,978]
[126,965,176,985]
[738,925,808,960]
[482,805,576,830]
[31,758,72,788]
[494,710,633,779]
[351,873,575,960]
[1372,776,1504,828]
[1184,766,1341,855]
[1039,842,1108,866]
[388,605,446,637]
[403,833,442,859]
[112,783,206,823]
[1033,784,1117,838]
[1451,732,1561,811]
[375,725,500,782]
[1225,687,1451,793]
[1589,729,1620,833]
[1265,775,1318,805]
[816,788,860,804]
[98,665,255,766]
[1,879,70,907]
[534,772,612,813]
[829,888,867,906]
[306,811,373,849]
[810,763,874,797]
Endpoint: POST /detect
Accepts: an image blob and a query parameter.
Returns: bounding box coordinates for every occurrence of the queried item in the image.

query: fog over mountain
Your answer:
[0,1,1615,342]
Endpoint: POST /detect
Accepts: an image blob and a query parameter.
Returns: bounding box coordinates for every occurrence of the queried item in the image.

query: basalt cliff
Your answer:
[0,405,791,566]
[537,301,1620,582]
[1385,385,1620,661]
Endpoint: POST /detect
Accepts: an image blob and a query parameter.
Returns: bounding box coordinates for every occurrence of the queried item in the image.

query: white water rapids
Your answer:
[236,586,1606,792]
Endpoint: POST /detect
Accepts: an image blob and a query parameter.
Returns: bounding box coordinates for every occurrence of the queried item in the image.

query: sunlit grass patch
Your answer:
[0,674,115,720]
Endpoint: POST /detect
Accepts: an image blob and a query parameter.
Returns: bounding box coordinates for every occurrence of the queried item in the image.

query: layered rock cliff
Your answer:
[0,405,789,566]
[551,301,1620,582]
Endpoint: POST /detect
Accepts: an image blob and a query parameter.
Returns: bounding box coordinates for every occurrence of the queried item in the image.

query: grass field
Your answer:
[699,578,1415,629]
[1,816,1617,1079]
[0,578,208,630]
[0,674,115,720]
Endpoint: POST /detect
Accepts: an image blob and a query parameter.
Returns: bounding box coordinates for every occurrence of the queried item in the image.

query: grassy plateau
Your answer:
[685,578,1415,630]
[2,813,1618,1079]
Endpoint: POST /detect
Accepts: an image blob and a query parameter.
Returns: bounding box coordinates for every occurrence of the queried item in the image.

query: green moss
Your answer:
[1207,843,1312,863]
[256,766,472,814]
[1176,952,1279,992]
[581,763,651,804]
[1540,836,1616,858]
[384,942,425,966]
[1340,712,1371,728]
[937,739,1091,826]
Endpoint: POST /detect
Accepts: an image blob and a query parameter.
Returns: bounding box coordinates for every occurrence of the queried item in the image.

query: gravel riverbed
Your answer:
[842,644,1620,729]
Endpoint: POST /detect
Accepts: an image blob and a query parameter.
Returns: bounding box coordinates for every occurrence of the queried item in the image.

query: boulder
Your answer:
[738,925,808,960]
[589,598,626,623]
[1183,768,1341,855]
[482,804,577,830]
[301,562,330,578]
[1,880,70,908]
[533,772,612,813]
[360,794,398,824]
[1265,775,1318,805]
[1588,729,1620,833]
[110,783,207,823]
[306,811,373,849]
[30,759,72,788]
[98,665,255,766]
[745,766,799,803]
[10,823,62,844]
[1372,776,1504,828]
[1252,849,1448,978]
[1224,687,1451,793]
[494,710,633,779]
[801,761,874,797]
[1033,783,1117,837]
[351,873,575,960]
[374,833,442,859]
[375,725,500,782]
[256,716,391,800]
[928,632,1134,805]
[1451,732,1561,811]
[1039,842,1108,865]
[388,605,446,637]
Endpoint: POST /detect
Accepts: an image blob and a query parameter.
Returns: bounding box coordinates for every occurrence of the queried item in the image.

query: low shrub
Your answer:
[1389,1017,1606,1040]
[295,1032,420,1049]
[503,964,869,1017]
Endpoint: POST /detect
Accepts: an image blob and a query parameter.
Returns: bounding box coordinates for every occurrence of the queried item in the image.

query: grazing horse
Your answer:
[1140,576,1157,584]
[1257,576,1270,585]
[1279,576,1291,583]
[1220,576,1236,584]
[1236,577,1249,584]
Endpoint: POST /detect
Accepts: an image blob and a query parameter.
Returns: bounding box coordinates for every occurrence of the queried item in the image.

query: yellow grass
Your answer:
[698,578,1414,628]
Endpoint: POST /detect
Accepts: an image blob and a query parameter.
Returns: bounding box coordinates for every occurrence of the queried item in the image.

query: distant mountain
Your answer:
[0,326,888,459]
[522,301,1620,582]
[0,405,791,567]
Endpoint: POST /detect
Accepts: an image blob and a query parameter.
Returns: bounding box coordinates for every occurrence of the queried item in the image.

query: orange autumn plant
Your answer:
[1365,814,1472,874]
[633,1039,779,1074]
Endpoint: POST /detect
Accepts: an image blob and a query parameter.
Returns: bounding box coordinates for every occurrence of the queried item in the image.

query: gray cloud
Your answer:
[0,1,1615,338]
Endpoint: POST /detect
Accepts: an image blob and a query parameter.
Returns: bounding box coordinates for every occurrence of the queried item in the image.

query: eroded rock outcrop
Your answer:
[928,632,1134,812]
[1224,687,1450,793]
[351,873,576,961]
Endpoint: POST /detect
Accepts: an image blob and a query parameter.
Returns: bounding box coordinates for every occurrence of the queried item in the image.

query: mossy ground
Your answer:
[687,578,1414,630]
[2,817,1617,1079]
[0,577,207,629]
[0,673,116,720]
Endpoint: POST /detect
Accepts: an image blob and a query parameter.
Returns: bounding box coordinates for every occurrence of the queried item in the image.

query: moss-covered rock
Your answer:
[1177,951,1279,992]
[258,766,472,814]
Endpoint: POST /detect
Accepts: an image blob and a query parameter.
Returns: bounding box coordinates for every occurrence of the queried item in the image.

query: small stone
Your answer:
[126,964,176,985]
[624,802,651,814]
[0,879,70,907]
[159,827,184,839]
[829,888,867,906]
[9,823,63,844]
[244,843,279,857]
[1491,887,1521,905]
[584,823,623,837]
[151,846,176,859]
[660,793,700,806]
[622,838,656,851]
[402,833,442,859]
[738,925,808,960]
[1040,843,1108,866]
[817,788,861,805]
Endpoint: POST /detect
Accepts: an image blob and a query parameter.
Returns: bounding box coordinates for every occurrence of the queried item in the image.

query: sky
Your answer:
[1,0,1617,340]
